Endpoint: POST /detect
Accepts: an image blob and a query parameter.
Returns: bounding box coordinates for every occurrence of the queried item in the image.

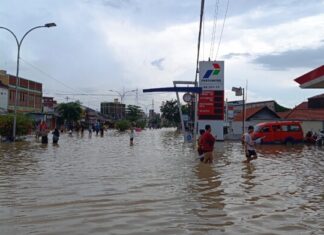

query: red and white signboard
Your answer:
[198,61,224,140]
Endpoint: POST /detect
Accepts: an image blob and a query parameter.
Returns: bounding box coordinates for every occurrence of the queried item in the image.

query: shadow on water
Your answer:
[184,163,234,233]
[241,163,257,192]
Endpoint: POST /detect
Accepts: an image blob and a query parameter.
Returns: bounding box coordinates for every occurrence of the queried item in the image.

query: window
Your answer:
[281,125,289,131]
[261,127,270,133]
[20,92,25,102]
[272,125,282,131]
[289,125,301,131]
[10,90,15,100]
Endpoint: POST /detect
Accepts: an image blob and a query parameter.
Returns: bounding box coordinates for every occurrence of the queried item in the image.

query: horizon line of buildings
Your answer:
[0,69,159,129]
[1,66,324,134]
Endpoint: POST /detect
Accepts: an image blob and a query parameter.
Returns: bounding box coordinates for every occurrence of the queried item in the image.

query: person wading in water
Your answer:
[200,124,216,164]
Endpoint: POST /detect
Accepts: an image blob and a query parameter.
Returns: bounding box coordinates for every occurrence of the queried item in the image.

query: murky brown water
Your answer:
[0,128,323,234]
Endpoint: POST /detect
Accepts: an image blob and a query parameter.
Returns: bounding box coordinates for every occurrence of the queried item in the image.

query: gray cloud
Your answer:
[151,58,165,71]
[222,52,251,59]
[252,45,324,70]
[100,0,132,9]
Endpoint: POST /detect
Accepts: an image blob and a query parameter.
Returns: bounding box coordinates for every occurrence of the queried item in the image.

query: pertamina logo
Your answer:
[203,63,221,79]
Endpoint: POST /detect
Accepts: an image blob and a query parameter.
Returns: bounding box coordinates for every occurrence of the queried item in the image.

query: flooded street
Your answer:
[0,128,323,234]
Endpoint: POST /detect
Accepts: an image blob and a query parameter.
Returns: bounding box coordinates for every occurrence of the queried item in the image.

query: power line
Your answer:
[215,0,230,60]
[20,57,84,93]
[209,0,220,59]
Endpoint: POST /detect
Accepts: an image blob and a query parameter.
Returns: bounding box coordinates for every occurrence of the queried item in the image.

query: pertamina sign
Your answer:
[199,61,224,91]
[198,61,225,140]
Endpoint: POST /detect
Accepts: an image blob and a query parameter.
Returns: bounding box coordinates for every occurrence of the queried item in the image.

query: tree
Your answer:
[115,119,131,131]
[57,102,82,125]
[0,114,33,139]
[126,105,147,128]
[160,99,188,127]
[148,114,161,128]
[126,105,143,123]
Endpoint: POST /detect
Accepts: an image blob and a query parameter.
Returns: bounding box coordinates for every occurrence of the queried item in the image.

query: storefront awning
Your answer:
[295,65,324,88]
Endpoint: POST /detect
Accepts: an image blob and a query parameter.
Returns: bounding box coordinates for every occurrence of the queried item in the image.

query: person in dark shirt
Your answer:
[52,128,60,144]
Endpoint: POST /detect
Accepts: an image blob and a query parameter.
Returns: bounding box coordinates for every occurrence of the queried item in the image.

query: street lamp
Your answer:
[0,23,56,141]
[108,89,137,119]
[232,86,245,134]
[108,89,137,103]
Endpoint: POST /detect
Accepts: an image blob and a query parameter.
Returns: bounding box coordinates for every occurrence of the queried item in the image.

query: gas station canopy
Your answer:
[295,65,324,88]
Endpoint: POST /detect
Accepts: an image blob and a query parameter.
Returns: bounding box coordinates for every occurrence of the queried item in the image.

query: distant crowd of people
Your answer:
[34,120,138,146]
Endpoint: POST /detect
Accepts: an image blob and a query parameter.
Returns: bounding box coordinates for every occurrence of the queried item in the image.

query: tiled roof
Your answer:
[233,106,280,121]
[284,101,324,121]
[277,111,290,119]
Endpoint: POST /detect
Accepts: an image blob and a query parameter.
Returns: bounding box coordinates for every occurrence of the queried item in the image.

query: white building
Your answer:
[0,81,8,113]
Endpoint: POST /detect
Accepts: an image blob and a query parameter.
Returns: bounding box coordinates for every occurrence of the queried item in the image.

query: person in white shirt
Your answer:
[129,128,135,146]
[244,125,258,163]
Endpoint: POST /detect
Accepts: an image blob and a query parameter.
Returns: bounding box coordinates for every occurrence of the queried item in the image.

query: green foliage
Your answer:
[57,102,82,123]
[0,114,33,137]
[160,99,188,127]
[148,114,161,128]
[115,119,131,131]
[136,119,147,129]
[160,100,179,126]
[274,102,291,112]
[126,105,143,122]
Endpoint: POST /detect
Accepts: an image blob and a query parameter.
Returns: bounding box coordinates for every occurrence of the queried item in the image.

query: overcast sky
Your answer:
[0,0,323,111]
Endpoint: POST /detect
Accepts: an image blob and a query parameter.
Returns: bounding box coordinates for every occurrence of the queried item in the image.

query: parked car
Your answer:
[253,121,304,144]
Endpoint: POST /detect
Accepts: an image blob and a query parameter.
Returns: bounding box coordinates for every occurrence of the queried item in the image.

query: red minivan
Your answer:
[253,121,304,144]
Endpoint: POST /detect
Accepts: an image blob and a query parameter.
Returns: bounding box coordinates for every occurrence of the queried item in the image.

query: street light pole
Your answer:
[108,89,137,119]
[0,23,56,141]
[109,89,137,103]
[232,86,245,135]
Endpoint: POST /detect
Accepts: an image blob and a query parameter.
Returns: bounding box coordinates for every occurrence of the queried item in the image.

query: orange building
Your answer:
[0,70,42,113]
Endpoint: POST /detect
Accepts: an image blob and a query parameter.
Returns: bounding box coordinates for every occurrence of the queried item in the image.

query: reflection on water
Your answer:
[0,128,323,235]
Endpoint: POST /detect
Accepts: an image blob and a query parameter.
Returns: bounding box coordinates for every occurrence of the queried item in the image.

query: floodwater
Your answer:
[0,128,323,235]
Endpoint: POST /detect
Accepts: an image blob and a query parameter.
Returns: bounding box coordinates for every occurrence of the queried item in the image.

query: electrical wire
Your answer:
[209,0,220,59]
[215,0,230,60]
[20,57,83,94]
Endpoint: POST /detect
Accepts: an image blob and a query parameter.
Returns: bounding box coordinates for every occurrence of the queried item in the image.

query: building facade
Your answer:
[101,99,126,120]
[43,96,57,113]
[42,97,58,129]
[0,80,8,113]
[0,70,42,113]
[284,94,324,133]
[231,106,281,136]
